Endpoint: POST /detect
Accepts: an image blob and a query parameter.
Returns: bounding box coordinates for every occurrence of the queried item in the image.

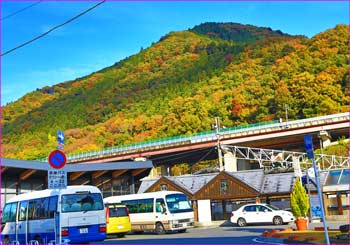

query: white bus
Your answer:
[104,191,194,234]
[1,185,106,244]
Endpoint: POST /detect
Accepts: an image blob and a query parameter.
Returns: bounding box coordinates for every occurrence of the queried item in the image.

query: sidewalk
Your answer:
[195,220,349,244]
[261,221,349,244]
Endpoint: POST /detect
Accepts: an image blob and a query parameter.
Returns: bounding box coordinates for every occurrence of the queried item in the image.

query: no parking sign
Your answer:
[48,150,66,169]
[48,149,67,189]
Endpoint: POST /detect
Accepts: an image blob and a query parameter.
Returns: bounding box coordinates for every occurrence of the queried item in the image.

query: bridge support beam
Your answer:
[223,151,237,172]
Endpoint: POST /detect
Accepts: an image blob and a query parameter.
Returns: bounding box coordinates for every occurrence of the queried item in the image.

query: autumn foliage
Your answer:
[2,23,349,160]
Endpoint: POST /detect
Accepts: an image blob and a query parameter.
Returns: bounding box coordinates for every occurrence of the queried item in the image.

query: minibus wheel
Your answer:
[155,222,165,235]
[34,236,43,244]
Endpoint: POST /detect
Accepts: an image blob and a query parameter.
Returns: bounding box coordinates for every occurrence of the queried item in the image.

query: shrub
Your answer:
[290,178,309,219]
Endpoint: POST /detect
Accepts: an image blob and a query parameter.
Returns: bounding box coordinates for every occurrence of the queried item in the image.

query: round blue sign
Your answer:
[48,150,67,169]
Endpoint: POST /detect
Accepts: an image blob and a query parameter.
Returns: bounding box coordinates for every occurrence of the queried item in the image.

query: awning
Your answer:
[322,169,350,193]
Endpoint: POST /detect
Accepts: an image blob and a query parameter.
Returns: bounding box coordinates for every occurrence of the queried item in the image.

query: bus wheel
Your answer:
[3,236,9,245]
[155,222,165,235]
[34,236,43,245]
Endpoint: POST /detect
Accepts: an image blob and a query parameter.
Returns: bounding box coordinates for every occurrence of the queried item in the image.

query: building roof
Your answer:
[261,172,295,194]
[137,178,159,194]
[227,169,264,192]
[1,158,153,172]
[138,169,343,197]
[165,173,218,195]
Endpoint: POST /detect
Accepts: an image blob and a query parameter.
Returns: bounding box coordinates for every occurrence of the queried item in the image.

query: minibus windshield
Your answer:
[165,194,193,214]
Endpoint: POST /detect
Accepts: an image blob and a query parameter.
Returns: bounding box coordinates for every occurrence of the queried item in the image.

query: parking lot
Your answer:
[93,224,292,244]
[92,221,345,244]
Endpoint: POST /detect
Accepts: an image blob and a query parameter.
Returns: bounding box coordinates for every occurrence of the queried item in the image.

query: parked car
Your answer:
[105,203,132,237]
[230,203,295,227]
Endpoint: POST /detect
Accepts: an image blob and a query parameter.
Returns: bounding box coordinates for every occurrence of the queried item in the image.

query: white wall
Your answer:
[197,199,212,224]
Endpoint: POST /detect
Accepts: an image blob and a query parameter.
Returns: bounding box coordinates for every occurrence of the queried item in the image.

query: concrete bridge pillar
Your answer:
[161,164,172,176]
[292,156,302,178]
[224,151,237,172]
[319,130,331,148]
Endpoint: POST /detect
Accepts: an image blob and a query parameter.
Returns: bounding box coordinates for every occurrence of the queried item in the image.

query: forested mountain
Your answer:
[2,23,349,160]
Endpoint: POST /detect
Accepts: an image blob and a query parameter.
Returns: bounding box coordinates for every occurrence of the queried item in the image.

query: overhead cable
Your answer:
[1,0,106,57]
[1,1,42,21]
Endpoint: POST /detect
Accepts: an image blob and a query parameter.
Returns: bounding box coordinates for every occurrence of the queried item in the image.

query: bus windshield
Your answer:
[165,194,193,214]
[61,193,103,212]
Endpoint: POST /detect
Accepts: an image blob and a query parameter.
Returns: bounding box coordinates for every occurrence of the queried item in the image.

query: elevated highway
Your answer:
[63,113,349,167]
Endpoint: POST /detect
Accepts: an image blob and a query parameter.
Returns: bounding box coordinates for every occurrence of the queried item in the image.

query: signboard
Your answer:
[304,134,314,159]
[48,150,67,169]
[57,130,64,151]
[48,149,67,189]
[48,169,67,189]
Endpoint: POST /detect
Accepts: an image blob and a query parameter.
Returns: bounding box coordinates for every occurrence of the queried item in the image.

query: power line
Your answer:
[1,1,42,21]
[1,0,106,57]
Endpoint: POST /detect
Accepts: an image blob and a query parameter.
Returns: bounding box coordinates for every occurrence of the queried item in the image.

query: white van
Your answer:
[104,191,194,234]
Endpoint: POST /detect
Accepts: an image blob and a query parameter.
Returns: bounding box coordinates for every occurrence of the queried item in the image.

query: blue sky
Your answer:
[1,1,349,105]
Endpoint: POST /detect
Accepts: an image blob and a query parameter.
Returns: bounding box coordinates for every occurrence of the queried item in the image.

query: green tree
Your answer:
[290,178,309,219]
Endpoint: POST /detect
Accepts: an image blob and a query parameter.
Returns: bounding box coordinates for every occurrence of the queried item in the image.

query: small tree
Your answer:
[290,178,309,219]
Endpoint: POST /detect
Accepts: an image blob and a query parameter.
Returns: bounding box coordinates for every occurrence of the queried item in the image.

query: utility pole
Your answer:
[285,104,289,128]
[214,117,224,171]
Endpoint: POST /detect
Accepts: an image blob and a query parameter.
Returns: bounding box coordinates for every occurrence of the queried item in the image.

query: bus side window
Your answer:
[9,202,18,222]
[156,199,166,213]
[28,200,35,220]
[2,203,16,223]
[19,201,28,221]
[40,198,49,219]
[32,199,41,219]
[48,196,58,218]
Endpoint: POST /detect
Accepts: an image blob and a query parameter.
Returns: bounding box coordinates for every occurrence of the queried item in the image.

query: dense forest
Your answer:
[2,22,349,160]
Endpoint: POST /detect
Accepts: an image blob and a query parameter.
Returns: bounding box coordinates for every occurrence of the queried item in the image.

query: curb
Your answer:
[252,237,285,244]
[255,236,315,244]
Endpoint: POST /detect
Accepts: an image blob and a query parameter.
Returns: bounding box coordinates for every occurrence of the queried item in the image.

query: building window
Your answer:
[220,179,228,195]
[161,184,168,191]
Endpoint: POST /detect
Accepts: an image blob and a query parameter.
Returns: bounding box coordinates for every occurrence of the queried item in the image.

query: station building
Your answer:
[1,158,153,207]
[138,168,349,224]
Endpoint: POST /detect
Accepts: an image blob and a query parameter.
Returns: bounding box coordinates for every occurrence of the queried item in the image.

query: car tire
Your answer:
[117,233,126,238]
[273,216,283,225]
[155,222,165,235]
[237,218,247,227]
